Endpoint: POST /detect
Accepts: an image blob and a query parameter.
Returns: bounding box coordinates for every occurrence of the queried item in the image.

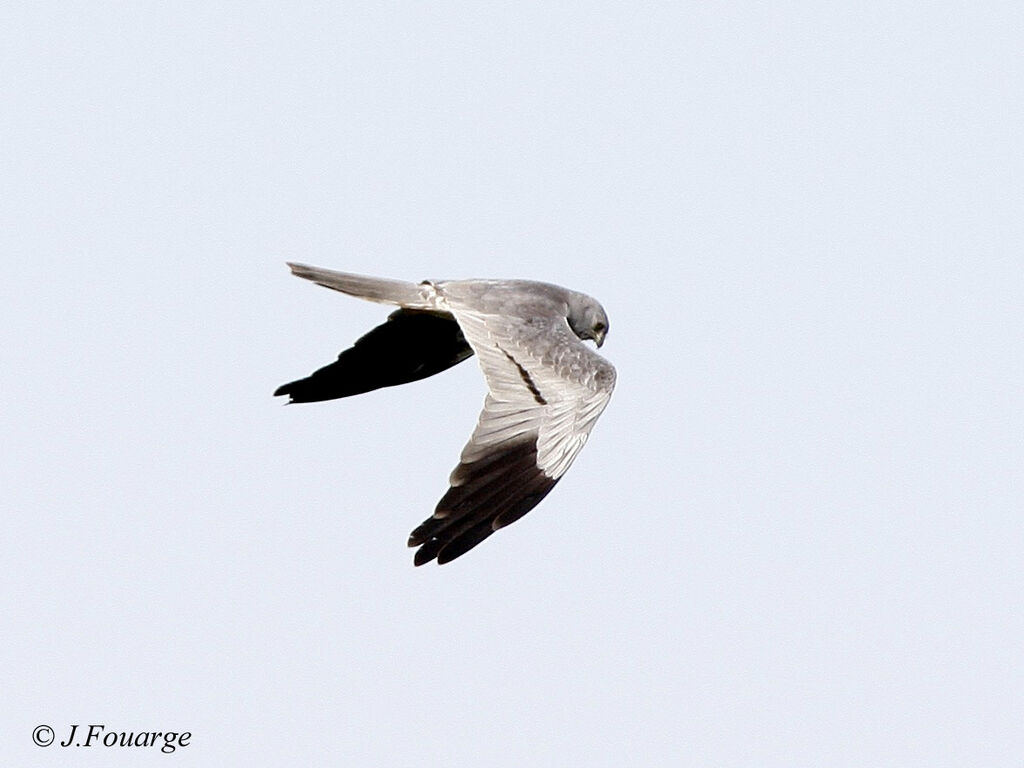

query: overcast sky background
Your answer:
[2,2,1022,766]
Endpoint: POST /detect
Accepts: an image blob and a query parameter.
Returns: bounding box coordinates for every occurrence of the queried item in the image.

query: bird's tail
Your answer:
[285,262,437,309]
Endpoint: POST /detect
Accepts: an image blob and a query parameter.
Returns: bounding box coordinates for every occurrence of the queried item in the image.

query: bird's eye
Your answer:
[594,322,606,334]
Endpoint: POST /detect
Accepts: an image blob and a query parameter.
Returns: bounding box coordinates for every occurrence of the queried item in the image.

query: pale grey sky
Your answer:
[2,2,1022,765]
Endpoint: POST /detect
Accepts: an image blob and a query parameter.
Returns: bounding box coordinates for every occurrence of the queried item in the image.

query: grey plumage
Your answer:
[276,262,616,565]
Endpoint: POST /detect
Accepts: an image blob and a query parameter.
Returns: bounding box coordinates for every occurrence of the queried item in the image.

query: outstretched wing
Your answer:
[274,309,473,403]
[408,306,616,565]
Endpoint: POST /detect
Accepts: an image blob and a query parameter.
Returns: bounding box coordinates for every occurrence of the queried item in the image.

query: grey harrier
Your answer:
[276,263,616,565]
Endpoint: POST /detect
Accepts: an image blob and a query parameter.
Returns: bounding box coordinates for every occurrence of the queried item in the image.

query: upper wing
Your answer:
[274,309,473,403]
[408,304,616,565]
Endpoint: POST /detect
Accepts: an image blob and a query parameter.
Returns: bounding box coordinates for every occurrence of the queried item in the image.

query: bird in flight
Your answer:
[275,263,616,565]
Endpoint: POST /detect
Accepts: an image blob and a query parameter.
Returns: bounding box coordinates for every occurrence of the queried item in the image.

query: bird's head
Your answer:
[567,293,610,348]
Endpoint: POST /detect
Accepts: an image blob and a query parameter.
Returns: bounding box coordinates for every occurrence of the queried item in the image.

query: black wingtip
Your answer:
[273,310,473,404]
[436,520,497,564]
[273,381,301,403]
[406,439,560,567]
[413,540,444,566]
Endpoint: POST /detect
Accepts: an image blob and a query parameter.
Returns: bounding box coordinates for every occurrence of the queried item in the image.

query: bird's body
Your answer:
[276,263,616,565]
